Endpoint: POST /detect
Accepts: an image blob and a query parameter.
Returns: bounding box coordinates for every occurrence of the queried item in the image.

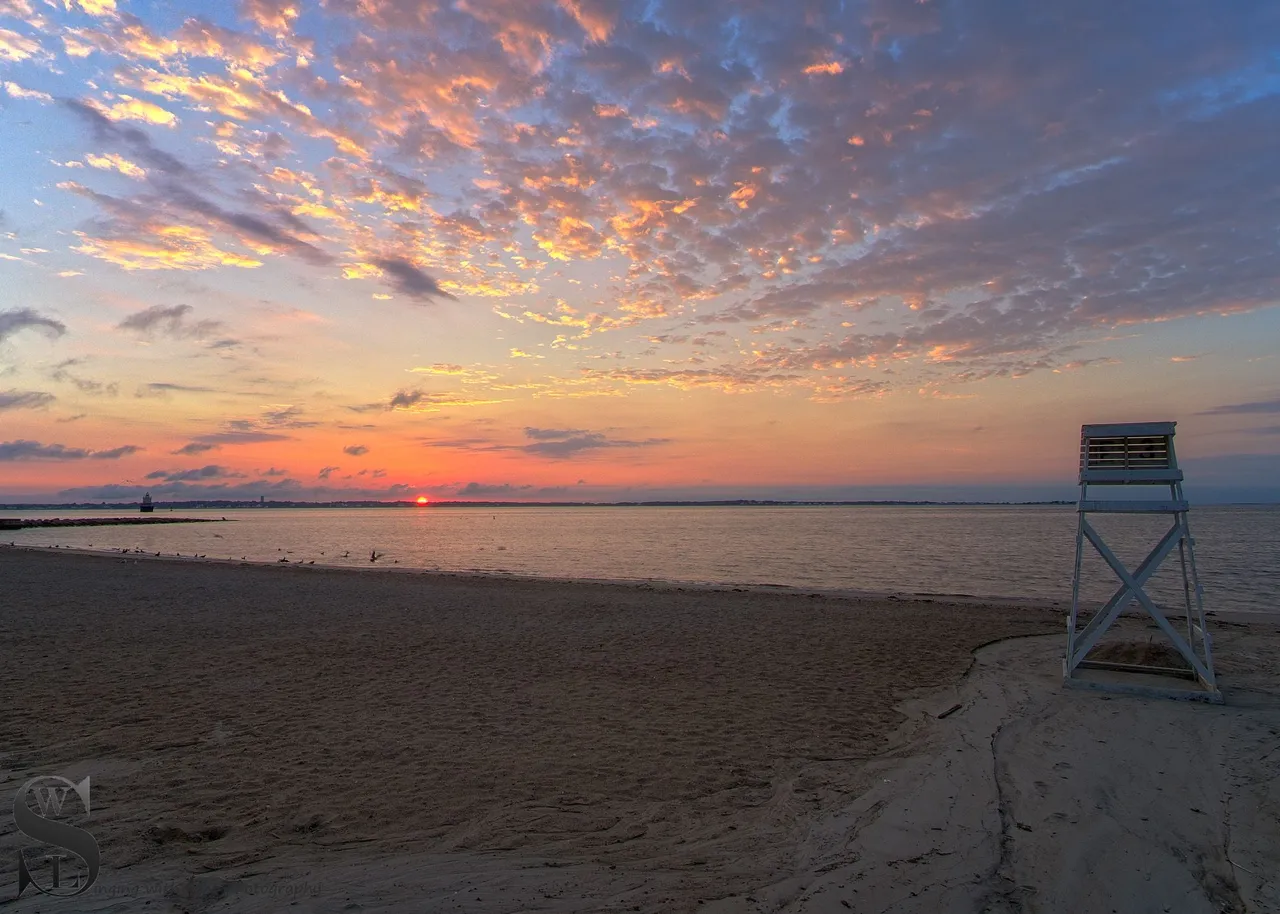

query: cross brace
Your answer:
[1065,503,1217,699]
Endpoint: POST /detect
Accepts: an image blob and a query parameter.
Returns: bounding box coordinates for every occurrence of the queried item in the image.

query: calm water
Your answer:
[6,505,1277,614]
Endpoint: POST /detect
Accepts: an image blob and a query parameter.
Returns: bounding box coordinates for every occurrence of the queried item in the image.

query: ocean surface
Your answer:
[6,504,1277,614]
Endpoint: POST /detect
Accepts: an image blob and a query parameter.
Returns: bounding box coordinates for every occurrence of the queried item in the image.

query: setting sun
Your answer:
[416,496,429,506]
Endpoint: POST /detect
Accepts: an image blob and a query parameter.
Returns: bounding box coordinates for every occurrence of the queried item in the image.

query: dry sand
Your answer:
[0,548,1277,913]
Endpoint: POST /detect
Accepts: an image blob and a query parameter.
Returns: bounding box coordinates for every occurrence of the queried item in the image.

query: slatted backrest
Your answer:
[1079,422,1181,484]
[1082,435,1171,470]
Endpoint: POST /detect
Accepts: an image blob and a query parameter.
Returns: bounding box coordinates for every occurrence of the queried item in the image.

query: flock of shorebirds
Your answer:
[15,543,401,566]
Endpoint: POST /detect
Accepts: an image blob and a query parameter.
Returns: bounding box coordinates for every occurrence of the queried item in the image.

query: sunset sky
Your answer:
[1,0,1277,503]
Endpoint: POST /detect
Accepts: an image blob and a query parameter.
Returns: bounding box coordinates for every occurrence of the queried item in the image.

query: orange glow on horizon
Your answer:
[416,495,429,505]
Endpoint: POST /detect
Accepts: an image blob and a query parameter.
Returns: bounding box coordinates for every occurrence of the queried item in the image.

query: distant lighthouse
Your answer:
[140,492,154,513]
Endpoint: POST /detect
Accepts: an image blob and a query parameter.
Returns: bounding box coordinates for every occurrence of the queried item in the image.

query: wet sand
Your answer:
[1,548,1277,912]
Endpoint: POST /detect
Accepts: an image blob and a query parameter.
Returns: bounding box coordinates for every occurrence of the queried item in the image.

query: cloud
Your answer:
[48,359,119,396]
[388,389,429,410]
[0,27,46,63]
[182,406,314,447]
[55,478,421,501]
[172,441,219,455]
[63,99,191,176]
[66,0,118,19]
[117,304,222,339]
[358,388,507,412]
[521,433,666,458]
[3,0,1275,408]
[145,464,247,482]
[87,444,141,459]
[343,444,368,456]
[418,426,671,457]
[97,96,178,127]
[524,427,589,440]
[160,181,333,265]
[420,437,497,449]
[137,382,217,397]
[457,482,534,497]
[591,366,804,394]
[63,99,334,270]
[0,439,140,460]
[0,389,55,411]
[192,430,292,445]
[516,427,670,459]
[1199,398,1280,416]
[3,80,52,102]
[373,258,457,302]
[318,465,340,479]
[0,309,67,343]
[255,404,316,428]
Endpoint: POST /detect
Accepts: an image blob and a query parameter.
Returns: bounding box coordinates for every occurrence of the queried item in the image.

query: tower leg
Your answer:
[1180,505,1215,688]
[1066,488,1087,678]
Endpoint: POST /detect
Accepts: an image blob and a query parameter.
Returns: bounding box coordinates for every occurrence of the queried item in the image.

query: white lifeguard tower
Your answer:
[1064,422,1220,702]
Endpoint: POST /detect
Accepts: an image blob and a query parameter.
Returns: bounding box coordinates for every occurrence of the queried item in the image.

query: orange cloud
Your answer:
[533,216,602,261]
[126,68,366,157]
[0,27,44,61]
[73,225,264,271]
[92,94,177,126]
[2,80,51,101]
[84,152,145,178]
[175,18,284,70]
[803,60,844,75]
[556,0,613,41]
[64,0,117,16]
[239,0,299,36]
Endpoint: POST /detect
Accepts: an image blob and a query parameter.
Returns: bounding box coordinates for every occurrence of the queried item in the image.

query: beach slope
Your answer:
[0,549,1276,912]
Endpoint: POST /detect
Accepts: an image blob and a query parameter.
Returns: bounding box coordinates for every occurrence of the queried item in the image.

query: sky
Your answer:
[0,0,1278,504]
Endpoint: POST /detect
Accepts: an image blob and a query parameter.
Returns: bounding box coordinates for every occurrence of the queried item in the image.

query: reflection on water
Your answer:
[7,504,1278,614]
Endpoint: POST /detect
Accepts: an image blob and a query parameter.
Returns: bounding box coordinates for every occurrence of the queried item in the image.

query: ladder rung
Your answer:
[1079,468,1184,483]
[1079,500,1189,513]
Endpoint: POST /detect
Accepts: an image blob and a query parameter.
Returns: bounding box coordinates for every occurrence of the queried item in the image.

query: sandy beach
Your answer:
[1,548,1277,913]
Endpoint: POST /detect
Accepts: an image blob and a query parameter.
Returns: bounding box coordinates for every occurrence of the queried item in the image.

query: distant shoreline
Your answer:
[3,498,1081,510]
[3,498,1277,510]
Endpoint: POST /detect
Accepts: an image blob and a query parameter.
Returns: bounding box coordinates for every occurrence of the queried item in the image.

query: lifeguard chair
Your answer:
[1064,422,1220,701]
